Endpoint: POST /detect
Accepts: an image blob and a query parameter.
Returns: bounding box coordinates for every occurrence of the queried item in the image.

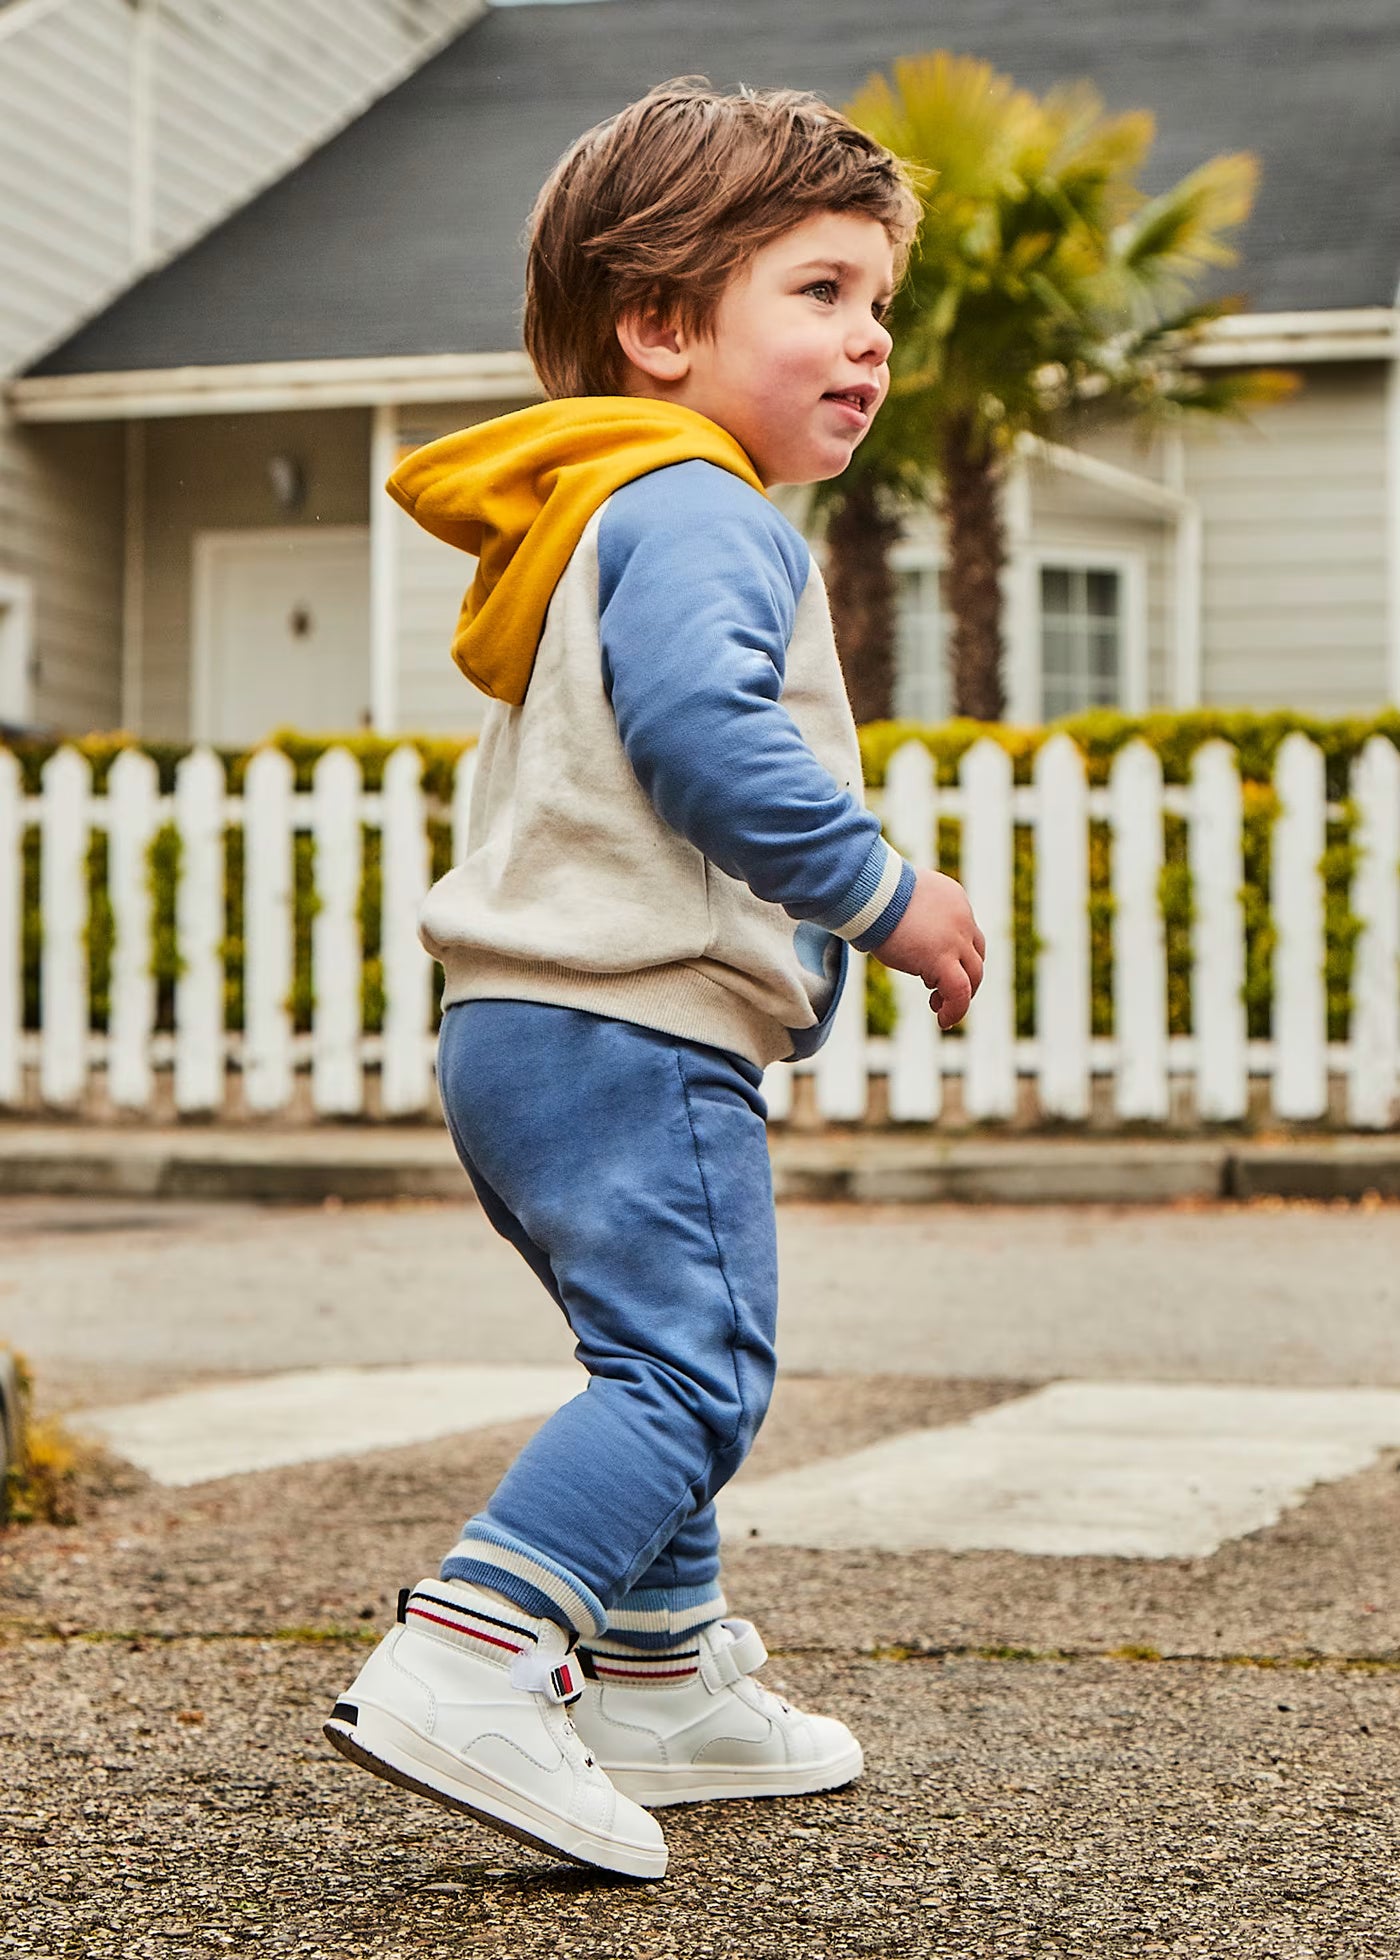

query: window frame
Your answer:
[1030,544,1149,718]
[889,537,950,724]
[888,538,1150,722]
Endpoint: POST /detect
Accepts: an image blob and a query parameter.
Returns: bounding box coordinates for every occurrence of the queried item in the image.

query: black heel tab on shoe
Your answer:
[396,1587,411,1624]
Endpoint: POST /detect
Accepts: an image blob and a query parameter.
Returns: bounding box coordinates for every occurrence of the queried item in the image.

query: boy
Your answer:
[324,79,984,1881]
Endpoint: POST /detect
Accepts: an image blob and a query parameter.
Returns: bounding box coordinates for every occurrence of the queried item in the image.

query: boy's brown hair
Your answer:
[524,77,920,399]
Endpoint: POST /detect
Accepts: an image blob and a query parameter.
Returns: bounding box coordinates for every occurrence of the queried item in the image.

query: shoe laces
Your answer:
[560,1710,597,1770]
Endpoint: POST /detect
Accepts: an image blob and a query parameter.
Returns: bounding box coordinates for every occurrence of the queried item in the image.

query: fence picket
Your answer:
[39,746,88,1108]
[961,739,1016,1119]
[311,747,364,1115]
[882,739,941,1121]
[1189,741,1248,1121]
[814,950,868,1120]
[1348,735,1400,1128]
[1110,742,1169,1119]
[107,748,160,1110]
[1272,732,1328,1119]
[2,727,1394,1129]
[0,750,21,1106]
[1034,733,1090,1118]
[381,745,433,1115]
[173,747,225,1113]
[242,747,295,1113]
[761,1060,793,1121]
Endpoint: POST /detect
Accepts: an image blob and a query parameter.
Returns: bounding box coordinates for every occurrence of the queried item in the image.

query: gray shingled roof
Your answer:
[28,0,1400,376]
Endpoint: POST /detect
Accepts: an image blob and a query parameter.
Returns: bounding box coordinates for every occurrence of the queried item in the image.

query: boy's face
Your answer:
[619,211,896,487]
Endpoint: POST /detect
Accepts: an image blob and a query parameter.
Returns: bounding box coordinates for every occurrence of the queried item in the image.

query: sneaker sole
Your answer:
[604,1739,865,1809]
[323,1706,667,1880]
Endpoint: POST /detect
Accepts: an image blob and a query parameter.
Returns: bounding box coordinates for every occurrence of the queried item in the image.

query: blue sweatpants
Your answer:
[434,1000,779,1647]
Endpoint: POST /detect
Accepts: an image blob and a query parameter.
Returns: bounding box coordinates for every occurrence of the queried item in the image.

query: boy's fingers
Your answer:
[963,946,984,994]
[929,962,972,1027]
[972,923,986,960]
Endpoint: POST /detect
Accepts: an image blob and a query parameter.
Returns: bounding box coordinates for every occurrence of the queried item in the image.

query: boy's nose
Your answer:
[849,314,893,365]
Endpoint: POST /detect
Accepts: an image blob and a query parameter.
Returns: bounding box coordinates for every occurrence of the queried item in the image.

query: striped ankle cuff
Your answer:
[401,1581,542,1668]
[442,1522,607,1639]
[601,1583,726,1652]
[582,1636,703,1691]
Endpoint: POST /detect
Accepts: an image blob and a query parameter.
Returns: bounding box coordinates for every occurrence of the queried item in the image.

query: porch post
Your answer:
[121,420,145,732]
[1165,432,1203,708]
[1001,452,1036,722]
[369,401,399,735]
[1386,317,1400,706]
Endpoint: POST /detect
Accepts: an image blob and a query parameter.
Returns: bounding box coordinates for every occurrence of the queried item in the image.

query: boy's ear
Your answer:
[615,306,691,385]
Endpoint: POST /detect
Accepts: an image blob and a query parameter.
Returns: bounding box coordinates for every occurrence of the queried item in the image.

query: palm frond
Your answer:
[1114,153,1258,290]
[845,53,1275,460]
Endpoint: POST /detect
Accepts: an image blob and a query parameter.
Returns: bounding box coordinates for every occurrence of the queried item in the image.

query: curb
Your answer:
[0,1126,1398,1206]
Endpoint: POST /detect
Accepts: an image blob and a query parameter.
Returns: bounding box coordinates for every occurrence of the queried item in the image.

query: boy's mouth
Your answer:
[822,386,876,422]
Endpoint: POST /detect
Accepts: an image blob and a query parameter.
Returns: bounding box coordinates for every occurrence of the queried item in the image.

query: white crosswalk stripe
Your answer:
[76,1364,586,1487]
[718,1382,1400,1560]
[74,1372,1400,1563]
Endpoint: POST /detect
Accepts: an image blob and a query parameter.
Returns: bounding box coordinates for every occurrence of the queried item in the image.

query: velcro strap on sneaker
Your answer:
[508,1649,584,1704]
[700,1619,768,1692]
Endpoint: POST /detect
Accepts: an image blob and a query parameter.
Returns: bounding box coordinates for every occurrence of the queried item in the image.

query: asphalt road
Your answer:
[5,1192,1399,1958]
[1,1192,1398,1413]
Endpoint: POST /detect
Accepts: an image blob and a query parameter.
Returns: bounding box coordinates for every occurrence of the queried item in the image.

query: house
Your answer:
[3,0,1399,744]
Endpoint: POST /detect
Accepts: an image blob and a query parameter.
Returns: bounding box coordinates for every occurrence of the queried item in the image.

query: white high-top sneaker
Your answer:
[323,1579,667,1879]
[572,1618,863,1808]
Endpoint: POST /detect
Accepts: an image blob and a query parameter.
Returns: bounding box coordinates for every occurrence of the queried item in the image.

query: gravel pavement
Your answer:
[5,1636,1395,1960]
[3,1194,1399,1956]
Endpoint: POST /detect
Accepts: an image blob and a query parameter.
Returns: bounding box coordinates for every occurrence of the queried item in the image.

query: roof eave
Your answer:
[1183,306,1398,366]
[6,309,1398,424]
[6,350,543,422]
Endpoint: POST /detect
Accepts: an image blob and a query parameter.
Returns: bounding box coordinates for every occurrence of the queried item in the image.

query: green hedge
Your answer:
[6,712,1396,1044]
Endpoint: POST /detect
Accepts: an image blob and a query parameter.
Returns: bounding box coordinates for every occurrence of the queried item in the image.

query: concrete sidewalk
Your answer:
[2,1118,1400,1205]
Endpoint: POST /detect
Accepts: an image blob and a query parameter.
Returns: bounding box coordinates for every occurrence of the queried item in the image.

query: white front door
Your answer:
[193,527,371,745]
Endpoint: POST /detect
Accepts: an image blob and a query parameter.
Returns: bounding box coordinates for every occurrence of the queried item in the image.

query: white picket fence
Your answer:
[1,731,1398,1127]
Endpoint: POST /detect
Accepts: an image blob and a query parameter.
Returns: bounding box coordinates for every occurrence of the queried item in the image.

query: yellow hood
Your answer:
[386,397,766,705]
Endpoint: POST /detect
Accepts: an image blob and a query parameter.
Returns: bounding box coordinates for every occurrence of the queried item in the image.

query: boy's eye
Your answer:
[804,280,838,303]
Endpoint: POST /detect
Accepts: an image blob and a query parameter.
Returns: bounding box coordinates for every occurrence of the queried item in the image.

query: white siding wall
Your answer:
[1185,365,1389,712]
[0,0,483,735]
[0,419,124,732]
[0,0,134,372]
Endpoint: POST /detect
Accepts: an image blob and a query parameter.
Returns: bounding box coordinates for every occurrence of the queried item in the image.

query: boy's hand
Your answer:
[871,869,985,1029]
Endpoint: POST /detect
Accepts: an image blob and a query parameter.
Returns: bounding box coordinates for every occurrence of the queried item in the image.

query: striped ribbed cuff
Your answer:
[442,1522,607,1639]
[582,1635,703,1692]
[826,837,914,949]
[852,855,917,953]
[602,1582,726,1651]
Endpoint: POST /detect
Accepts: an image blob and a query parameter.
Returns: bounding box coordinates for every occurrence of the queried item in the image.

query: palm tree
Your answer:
[829,52,1295,721]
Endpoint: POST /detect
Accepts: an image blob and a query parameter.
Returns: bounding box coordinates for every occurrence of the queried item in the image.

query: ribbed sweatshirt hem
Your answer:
[436,949,801,1069]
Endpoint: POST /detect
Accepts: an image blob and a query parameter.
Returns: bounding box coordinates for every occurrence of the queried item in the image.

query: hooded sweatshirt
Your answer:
[392,397,916,1070]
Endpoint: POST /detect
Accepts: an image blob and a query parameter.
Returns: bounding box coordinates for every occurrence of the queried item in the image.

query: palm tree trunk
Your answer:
[941,414,1006,721]
[825,476,901,724]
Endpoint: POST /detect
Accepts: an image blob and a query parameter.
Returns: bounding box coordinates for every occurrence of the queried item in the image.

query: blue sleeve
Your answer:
[597,462,915,949]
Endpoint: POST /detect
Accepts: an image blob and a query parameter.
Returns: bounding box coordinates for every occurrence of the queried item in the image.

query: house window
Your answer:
[894,565,949,722]
[1040,564,1124,719]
